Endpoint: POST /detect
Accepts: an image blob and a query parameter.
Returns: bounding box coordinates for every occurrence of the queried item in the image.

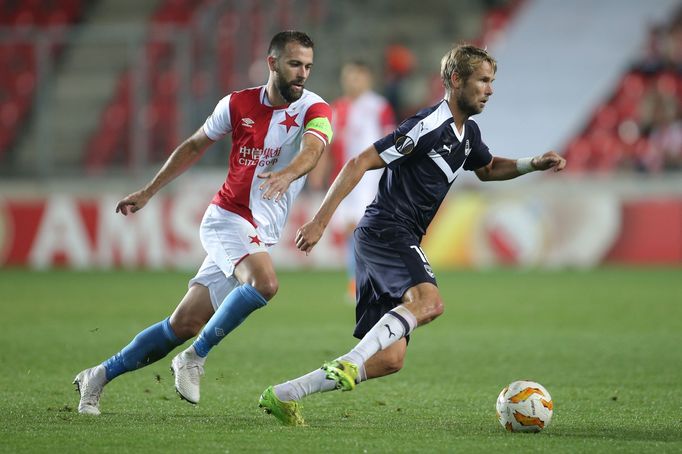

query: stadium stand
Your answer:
[0,0,87,163]
[13,1,675,177]
[475,0,525,48]
[84,0,330,174]
[1,0,499,176]
[84,0,202,173]
[564,8,682,173]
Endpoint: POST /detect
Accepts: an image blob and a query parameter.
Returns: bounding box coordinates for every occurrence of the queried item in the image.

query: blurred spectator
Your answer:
[567,5,682,174]
[383,43,416,119]
[634,7,682,74]
[634,24,669,74]
[308,60,395,300]
[647,110,682,171]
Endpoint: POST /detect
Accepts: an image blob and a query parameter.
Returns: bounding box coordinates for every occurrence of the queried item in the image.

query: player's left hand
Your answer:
[532,151,566,172]
[115,189,151,215]
[258,171,295,202]
[295,219,324,253]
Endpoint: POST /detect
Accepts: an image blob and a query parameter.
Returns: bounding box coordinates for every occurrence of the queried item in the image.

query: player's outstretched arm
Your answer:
[257,133,325,202]
[116,127,214,215]
[474,151,566,182]
[295,146,385,253]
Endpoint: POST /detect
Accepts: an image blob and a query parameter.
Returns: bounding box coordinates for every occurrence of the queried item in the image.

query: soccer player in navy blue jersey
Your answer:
[258,44,566,426]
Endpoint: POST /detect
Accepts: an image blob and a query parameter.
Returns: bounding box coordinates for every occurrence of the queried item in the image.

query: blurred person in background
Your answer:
[625,6,682,172]
[649,106,682,171]
[383,43,416,119]
[258,43,566,426]
[309,60,395,300]
[635,76,681,172]
[73,30,333,415]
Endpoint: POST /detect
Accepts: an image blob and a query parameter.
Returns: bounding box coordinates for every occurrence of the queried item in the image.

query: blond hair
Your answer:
[440,44,497,91]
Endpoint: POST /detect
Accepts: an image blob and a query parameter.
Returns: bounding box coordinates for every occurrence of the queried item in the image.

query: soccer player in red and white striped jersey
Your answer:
[311,60,395,300]
[73,31,333,415]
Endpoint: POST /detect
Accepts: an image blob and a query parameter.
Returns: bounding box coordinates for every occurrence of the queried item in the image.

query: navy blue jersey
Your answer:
[358,100,493,238]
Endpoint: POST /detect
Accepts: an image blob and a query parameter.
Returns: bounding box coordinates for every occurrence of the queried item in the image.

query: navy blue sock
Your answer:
[192,284,267,357]
[102,317,183,381]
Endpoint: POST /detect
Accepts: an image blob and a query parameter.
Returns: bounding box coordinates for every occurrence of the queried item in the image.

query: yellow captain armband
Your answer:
[304,117,333,143]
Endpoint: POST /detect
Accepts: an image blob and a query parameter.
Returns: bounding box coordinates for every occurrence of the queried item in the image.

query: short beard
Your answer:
[275,68,303,103]
[456,93,481,117]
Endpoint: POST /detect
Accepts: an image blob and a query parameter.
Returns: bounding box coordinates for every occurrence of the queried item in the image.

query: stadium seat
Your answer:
[84,0,206,172]
[0,0,85,162]
[564,138,592,172]
[591,105,619,132]
[563,3,682,174]
[565,67,680,173]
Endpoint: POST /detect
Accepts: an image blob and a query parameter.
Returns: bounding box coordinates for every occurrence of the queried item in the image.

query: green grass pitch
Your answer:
[0,268,680,453]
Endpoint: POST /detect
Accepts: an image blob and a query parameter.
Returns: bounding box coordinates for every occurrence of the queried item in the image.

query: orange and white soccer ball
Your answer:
[496,380,553,432]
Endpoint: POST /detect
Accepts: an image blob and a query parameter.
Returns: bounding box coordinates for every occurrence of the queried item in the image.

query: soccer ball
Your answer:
[496,380,553,433]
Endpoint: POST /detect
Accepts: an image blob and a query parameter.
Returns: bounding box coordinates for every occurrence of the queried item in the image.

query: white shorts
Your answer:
[188,204,270,310]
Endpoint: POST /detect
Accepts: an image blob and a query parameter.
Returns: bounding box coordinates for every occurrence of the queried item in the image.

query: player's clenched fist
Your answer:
[295,220,324,253]
[532,151,566,172]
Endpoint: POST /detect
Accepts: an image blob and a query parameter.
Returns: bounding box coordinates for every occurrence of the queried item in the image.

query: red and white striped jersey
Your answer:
[203,85,332,244]
[329,91,395,225]
[329,91,395,180]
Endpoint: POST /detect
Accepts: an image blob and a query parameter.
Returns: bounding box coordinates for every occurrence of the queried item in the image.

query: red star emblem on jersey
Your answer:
[279,112,299,132]
[249,235,262,246]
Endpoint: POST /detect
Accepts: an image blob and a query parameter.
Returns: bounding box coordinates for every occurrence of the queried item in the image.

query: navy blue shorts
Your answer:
[352,226,437,340]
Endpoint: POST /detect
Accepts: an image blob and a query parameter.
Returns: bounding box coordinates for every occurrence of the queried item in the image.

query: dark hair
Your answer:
[268,31,314,57]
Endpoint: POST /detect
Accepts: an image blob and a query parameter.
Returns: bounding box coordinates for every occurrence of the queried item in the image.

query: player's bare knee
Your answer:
[431,298,444,318]
[169,314,202,340]
[253,278,279,301]
[419,297,444,323]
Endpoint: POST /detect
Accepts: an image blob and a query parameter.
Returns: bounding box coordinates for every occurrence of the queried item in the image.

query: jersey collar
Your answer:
[440,99,465,142]
[261,85,292,110]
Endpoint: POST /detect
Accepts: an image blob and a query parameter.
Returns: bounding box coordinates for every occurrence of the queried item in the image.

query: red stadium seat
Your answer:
[0,0,86,164]
[567,48,681,174]
[192,70,211,97]
[0,100,19,159]
[614,96,640,122]
[591,132,623,171]
[84,0,213,170]
[592,105,619,132]
[0,100,19,128]
[46,10,70,27]
[617,72,647,100]
[564,138,592,172]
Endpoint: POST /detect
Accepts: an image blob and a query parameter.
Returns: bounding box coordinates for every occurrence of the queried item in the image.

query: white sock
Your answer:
[271,307,416,402]
[357,363,367,382]
[273,362,369,402]
[273,368,336,401]
[342,305,417,367]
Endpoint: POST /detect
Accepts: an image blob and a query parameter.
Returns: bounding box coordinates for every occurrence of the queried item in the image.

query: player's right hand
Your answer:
[115,190,150,216]
[532,151,566,172]
[295,220,324,253]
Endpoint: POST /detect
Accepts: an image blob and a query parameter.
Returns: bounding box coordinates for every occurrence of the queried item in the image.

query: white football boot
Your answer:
[170,346,205,404]
[73,365,108,415]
